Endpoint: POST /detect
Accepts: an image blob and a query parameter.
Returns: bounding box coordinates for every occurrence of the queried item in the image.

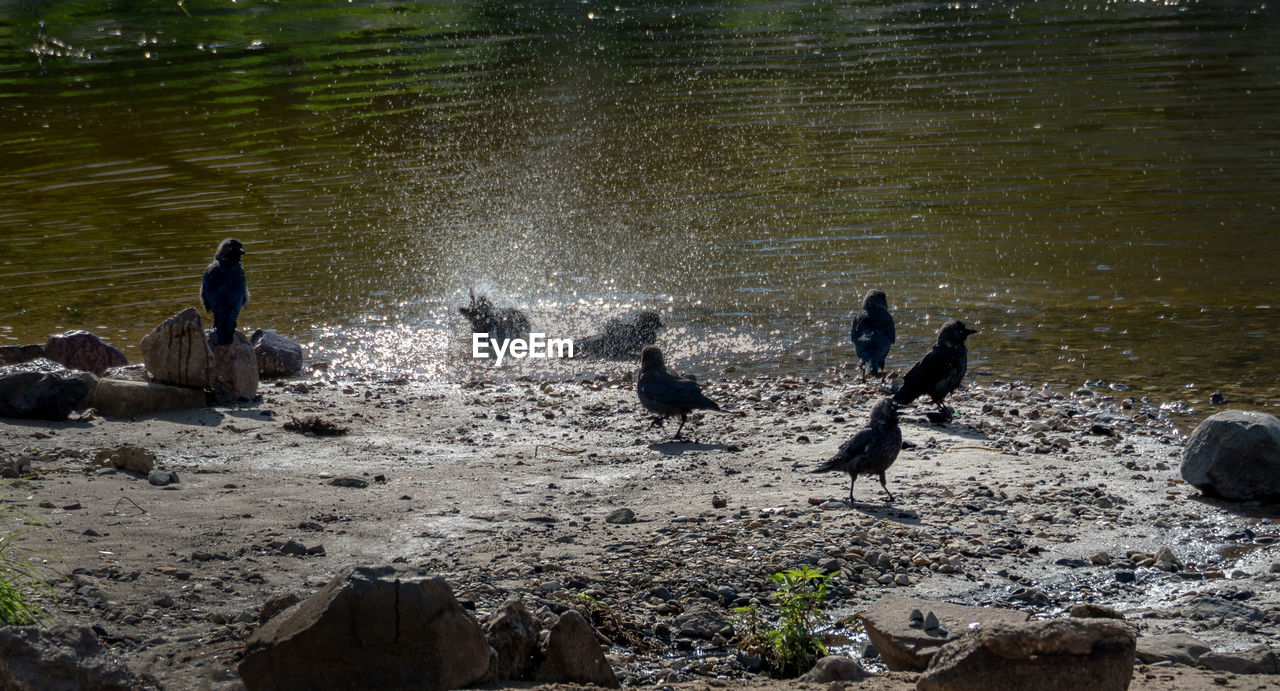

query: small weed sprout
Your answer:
[735,565,834,677]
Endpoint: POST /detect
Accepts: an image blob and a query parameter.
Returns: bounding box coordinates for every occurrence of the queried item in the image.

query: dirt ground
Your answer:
[2,365,1278,689]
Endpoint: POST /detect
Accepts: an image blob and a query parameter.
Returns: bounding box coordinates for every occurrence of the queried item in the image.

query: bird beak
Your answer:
[964,328,977,335]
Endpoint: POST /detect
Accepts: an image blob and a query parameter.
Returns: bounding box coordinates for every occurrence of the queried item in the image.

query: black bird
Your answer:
[576,310,664,359]
[200,238,249,346]
[811,397,902,503]
[459,289,531,349]
[892,320,977,421]
[850,289,895,377]
[636,345,720,440]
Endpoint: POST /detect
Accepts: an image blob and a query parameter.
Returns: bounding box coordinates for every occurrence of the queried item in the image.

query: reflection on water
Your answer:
[0,1,1277,415]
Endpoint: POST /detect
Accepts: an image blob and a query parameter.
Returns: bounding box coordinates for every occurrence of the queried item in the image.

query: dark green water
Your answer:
[1,1,1277,415]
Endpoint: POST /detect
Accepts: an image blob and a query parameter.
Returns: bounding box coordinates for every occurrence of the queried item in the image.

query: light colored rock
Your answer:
[862,596,1030,671]
[44,330,127,375]
[1182,409,1280,502]
[92,378,206,418]
[797,655,869,682]
[210,331,258,403]
[251,329,303,377]
[1198,645,1280,675]
[484,596,539,681]
[93,445,156,474]
[0,624,137,690]
[918,618,1135,691]
[1135,633,1211,666]
[239,566,495,691]
[534,609,619,688]
[141,308,212,389]
[0,359,97,420]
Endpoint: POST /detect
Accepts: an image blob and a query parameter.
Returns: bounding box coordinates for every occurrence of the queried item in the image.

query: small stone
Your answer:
[604,508,635,524]
[279,540,308,557]
[329,477,368,488]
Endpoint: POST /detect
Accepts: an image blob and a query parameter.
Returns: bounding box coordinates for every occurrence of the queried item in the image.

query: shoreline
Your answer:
[1,371,1278,689]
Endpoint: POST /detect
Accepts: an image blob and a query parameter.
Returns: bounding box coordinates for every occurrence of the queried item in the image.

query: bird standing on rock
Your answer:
[851,289,895,378]
[576,310,665,359]
[200,238,249,346]
[636,345,720,440]
[811,397,902,503]
[892,320,977,422]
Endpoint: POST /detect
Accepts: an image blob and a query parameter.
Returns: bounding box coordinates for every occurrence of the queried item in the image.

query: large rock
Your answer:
[44,330,127,376]
[93,445,156,474]
[141,308,212,389]
[862,596,1030,671]
[93,378,207,418]
[0,344,45,366]
[797,655,869,682]
[1182,409,1280,502]
[0,359,97,420]
[210,331,258,403]
[484,596,539,680]
[1135,633,1211,666]
[1198,645,1280,675]
[534,609,620,688]
[0,624,137,690]
[917,618,1135,691]
[239,566,495,691]
[251,329,303,377]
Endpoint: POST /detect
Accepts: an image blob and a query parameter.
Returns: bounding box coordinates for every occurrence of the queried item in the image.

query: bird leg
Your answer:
[878,472,895,503]
[847,475,858,504]
[673,413,688,441]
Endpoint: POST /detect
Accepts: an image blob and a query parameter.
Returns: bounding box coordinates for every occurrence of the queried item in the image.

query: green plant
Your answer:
[735,566,834,677]
[0,530,50,625]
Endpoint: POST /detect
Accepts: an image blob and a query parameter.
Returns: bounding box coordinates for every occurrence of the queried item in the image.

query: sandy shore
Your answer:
[2,366,1278,689]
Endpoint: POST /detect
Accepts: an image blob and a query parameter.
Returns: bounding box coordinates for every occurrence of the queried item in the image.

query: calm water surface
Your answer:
[1,1,1277,417]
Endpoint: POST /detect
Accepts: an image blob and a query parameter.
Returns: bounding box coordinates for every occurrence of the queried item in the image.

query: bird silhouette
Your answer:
[636,345,720,440]
[851,289,895,378]
[200,238,249,346]
[892,320,977,422]
[576,310,664,359]
[811,397,902,503]
[459,290,531,352]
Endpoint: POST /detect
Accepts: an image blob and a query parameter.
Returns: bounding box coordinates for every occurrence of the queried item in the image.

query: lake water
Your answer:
[1,1,1277,417]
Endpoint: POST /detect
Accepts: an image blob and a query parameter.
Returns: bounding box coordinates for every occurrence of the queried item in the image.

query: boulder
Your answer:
[251,329,303,377]
[1182,410,1280,502]
[797,655,869,682]
[1069,603,1124,620]
[917,618,1135,691]
[1135,633,1211,666]
[862,596,1030,671]
[259,593,300,623]
[141,308,212,388]
[484,596,539,680]
[93,445,156,475]
[1198,645,1280,675]
[0,359,97,420]
[239,566,495,691]
[0,344,45,366]
[44,330,127,375]
[92,378,207,418]
[210,331,258,403]
[0,624,137,690]
[534,609,619,688]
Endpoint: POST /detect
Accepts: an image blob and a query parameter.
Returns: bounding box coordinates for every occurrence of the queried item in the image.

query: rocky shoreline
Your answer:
[1,363,1278,689]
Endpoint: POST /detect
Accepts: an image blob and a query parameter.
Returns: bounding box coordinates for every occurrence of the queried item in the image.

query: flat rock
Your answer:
[44,330,127,375]
[534,609,619,688]
[1198,645,1280,675]
[93,377,206,418]
[1182,409,1280,502]
[675,604,732,640]
[1135,633,1212,666]
[918,617,1135,691]
[0,624,137,690]
[239,566,495,691]
[93,445,156,474]
[0,359,97,420]
[1185,596,1264,623]
[862,595,1030,671]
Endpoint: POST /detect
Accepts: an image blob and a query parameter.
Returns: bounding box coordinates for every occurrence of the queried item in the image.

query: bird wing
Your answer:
[812,426,875,473]
[640,373,720,411]
[893,346,952,404]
